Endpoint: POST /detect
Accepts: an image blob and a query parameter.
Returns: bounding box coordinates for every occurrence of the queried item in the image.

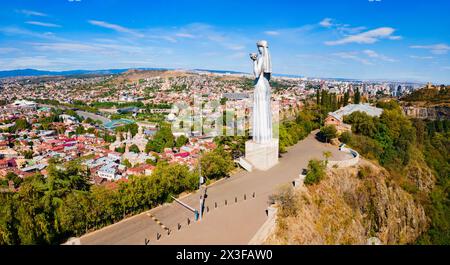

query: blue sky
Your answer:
[0,0,449,83]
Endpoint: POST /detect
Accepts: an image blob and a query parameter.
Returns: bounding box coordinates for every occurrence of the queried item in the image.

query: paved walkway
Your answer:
[80,131,351,245]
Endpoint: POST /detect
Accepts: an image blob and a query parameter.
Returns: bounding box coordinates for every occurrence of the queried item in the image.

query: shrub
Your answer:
[357,165,372,179]
[304,159,326,185]
[339,131,352,144]
[269,185,298,217]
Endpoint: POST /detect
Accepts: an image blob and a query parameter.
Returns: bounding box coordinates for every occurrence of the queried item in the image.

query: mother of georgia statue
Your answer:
[242,40,278,172]
[250,40,273,144]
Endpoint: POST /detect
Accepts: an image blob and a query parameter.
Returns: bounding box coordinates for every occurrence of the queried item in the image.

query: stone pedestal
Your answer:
[245,139,278,171]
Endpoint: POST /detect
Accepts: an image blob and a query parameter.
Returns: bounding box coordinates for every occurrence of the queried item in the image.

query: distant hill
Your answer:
[0,68,131,78]
[193,69,248,75]
[0,68,247,79]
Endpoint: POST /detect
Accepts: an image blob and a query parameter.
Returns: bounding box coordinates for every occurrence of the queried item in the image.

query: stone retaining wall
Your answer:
[248,205,278,245]
[327,145,359,169]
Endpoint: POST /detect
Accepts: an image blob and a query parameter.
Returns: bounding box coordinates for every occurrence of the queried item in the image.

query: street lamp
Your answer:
[198,146,206,221]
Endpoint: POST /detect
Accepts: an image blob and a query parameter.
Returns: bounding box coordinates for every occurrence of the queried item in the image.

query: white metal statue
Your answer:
[250,40,272,144]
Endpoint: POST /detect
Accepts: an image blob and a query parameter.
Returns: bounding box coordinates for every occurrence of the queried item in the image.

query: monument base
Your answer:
[245,139,279,171]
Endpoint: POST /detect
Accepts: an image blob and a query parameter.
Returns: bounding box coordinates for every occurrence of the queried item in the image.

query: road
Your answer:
[80,131,352,245]
[76,110,111,124]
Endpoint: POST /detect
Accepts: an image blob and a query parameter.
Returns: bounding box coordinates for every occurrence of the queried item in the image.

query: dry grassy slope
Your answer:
[110,69,250,85]
[266,159,429,245]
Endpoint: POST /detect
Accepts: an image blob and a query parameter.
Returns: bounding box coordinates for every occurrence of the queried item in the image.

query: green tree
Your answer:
[6,172,22,188]
[75,126,85,135]
[122,159,132,168]
[13,119,30,132]
[129,144,140,153]
[323,151,332,165]
[331,93,337,111]
[200,148,234,180]
[0,193,19,244]
[354,88,361,104]
[115,146,125,154]
[319,125,337,143]
[175,135,189,148]
[145,125,174,153]
[376,100,401,111]
[316,89,320,105]
[278,109,319,153]
[304,159,326,185]
[343,91,350,106]
[344,111,378,137]
[22,150,33,159]
[339,131,352,144]
[57,191,91,236]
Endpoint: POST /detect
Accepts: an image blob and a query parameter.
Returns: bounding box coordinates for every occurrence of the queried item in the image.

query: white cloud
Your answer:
[31,42,100,53]
[1,56,53,69]
[229,52,246,59]
[175,33,195,38]
[409,55,434,60]
[0,26,60,40]
[319,18,366,35]
[388,36,402,40]
[146,35,177,43]
[264,31,280,36]
[88,20,144,38]
[333,50,395,65]
[226,45,245,51]
[362,49,397,62]
[0,47,20,54]
[30,41,155,56]
[201,52,219,57]
[319,18,333,28]
[363,49,378,57]
[325,27,401,45]
[16,9,47,17]
[410,43,450,55]
[173,23,251,51]
[295,54,343,65]
[26,21,61,28]
[338,26,366,35]
[333,52,372,65]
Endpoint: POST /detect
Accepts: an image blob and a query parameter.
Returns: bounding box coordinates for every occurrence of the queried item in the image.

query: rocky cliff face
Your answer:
[266,159,429,245]
[405,153,435,194]
[403,105,450,120]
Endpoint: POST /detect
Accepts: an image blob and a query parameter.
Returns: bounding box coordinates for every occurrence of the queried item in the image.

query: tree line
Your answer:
[0,147,233,245]
[279,108,320,153]
[338,100,449,244]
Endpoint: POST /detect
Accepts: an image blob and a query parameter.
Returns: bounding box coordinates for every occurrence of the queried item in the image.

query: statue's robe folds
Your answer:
[252,69,273,144]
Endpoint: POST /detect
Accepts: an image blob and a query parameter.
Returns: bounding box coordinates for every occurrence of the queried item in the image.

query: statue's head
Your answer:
[257,40,268,54]
[256,40,271,74]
